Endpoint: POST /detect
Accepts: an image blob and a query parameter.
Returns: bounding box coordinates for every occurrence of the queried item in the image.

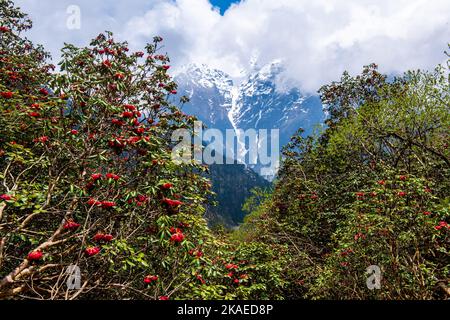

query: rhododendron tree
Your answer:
[0,0,221,299]
[238,60,450,299]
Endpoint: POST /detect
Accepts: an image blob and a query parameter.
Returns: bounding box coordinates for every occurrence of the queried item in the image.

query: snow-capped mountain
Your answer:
[231,60,324,139]
[175,61,325,178]
[175,64,234,131]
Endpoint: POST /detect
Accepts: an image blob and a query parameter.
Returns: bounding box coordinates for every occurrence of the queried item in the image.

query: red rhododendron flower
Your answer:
[102,234,114,242]
[233,279,240,284]
[163,198,183,207]
[123,104,136,111]
[100,201,116,208]
[0,194,12,201]
[134,127,145,134]
[33,136,49,143]
[158,296,169,300]
[170,227,182,234]
[0,26,10,32]
[87,198,101,206]
[93,233,114,242]
[127,136,141,144]
[106,173,120,180]
[161,183,173,189]
[121,111,134,118]
[136,194,148,202]
[39,88,49,95]
[31,103,40,109]
[377,180,386,186]
[170,90,177,94]
[196,275,206,284]
[225,263,238,270]
[93,233,105,242]
[0,91,13,99]
[28,112,40,117]
[102,60,112,68]
[170,232,185,243]
[28,250,43,261]
[355,192,365,199]
[399,175,407,181]
[70,129,78,135]
[423,211,431,216]
[397,191,407,197]
[354,233,365,241]
[64,220,80,230]
[424,187,432,193]
[143,277,152,284]
[91,173,102,181]
[111,118,125,126]
[435,221,449,230]
[162,65,170,70]
[114,72,124,80]
[144,275,158,284]
[85,247,101,256]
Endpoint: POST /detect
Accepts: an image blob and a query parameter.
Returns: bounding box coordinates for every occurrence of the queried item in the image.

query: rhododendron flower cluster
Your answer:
[0,194,12,201]
[196,274,206,284]
[161,183,173,189]
[170,227,185,243]
[355,192,364,199]
[85,247,101,256]
[144,275,158,284]
[100,201,116,209]
[225,263,239,270]
[1,91,13,98]
[33,136,49,143]
[93,233,114,242]
[27,250,43,261]
[91,173,102,181]
[162,198,183,207]
[63,220,81,230]
[435,221,448,231]
[106,173,120,181]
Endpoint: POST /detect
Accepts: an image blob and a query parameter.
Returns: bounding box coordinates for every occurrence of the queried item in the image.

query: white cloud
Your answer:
[14,0,450,93]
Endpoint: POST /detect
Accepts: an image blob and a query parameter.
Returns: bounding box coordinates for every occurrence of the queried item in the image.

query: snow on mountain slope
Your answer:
[175,64,235,131]
[175,61,325,178]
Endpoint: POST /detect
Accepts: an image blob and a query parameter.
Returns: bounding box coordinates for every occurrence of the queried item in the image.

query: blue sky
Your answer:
[14,0,450,93]
[210,0,240,15]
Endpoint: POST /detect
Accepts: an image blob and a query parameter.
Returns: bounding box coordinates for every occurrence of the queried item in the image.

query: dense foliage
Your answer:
[239,61,450,299]
[0,0,448,300]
